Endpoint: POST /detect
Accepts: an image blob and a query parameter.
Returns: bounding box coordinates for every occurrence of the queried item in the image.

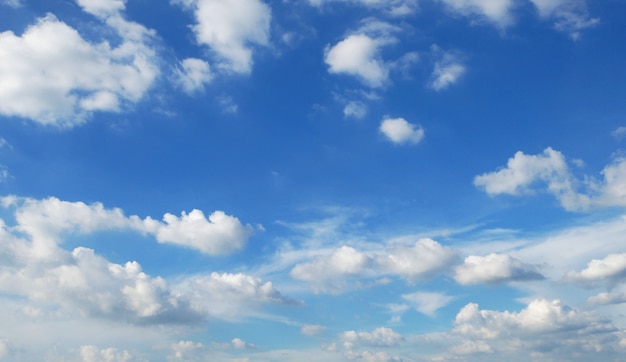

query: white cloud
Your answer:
[377,238,458,282]
[612,126,626,140]
[437,0,517,28]
[175,58,213,94]
[175,272,300,320]
[344,101,368,119]
[529,0,598,39]
[454,253,544,285]
[0,6,158,127]
[474,148,626,212]
[169,340,205,361]
[564,253,626,288]
[402,291,454,316]
[429,46,465,91]
[301,324,327,336]
[588,291,626,306]
[340,327,404,348]
[76,0,126,18]
[452,299,624,358]
[79,345,132,362]
[1,0,21,8]
[307,0,419,16]
[4,195,253,256]
[325,34,390,88]
[379,117,424,145]
[173,0,271,74]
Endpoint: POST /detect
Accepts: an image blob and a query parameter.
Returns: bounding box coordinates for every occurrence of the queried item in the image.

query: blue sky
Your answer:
[0,0,626,361]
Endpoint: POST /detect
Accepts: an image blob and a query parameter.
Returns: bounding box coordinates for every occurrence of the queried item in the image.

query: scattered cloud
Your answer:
[437,0,517,28]
[340,327,404,348]
[529,0,599,39]
[429,45,466,91]
[172,0,271,74]
[379,117,424,145]
[454,253,544,285]
[301,324,327,336]
[307,0,419,17]
[1,0,21,8]
[344,101,368,119]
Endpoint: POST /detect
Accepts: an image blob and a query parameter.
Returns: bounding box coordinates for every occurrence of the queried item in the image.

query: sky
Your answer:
[0,0,625,361]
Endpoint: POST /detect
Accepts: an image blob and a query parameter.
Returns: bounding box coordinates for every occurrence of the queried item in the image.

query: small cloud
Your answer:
[343,101,367,119]
[429,46,465,91]
[612,126,626,140]
[402,291,454,317]
[175,58,213,95]
[218,96,238,114]
[379,117,424,145]
[301,324,327,336]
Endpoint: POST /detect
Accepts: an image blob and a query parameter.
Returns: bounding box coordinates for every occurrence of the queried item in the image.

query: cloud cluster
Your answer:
[474,147,626,211]
[451,299,624,359]
[0,3,158,127]
[290,238,458,293]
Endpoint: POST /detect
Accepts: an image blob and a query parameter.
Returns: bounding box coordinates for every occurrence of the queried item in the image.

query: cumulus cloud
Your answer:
[379,117,424,145]
[290,238,458,293]
[529,0,598,39]
[324,20,404,88]
[454,253,544,285]
[588,291,626,306]
[79,345,133,362]
[4,195,253,256]
[452,299,623,358]
[174,58,213,94]
[564,253,626,288]
[474,148,626,212]
[173,0,271,74]
[437,0,517,28]
[402,291,454,316]
[0,5,158,127]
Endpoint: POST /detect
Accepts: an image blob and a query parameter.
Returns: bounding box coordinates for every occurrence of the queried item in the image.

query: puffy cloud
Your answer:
[174,58,213,94]
[474,148,626,212]
[290,246,373,294]
[0,7,158,127]
[588,291,626,306]
[175,272,301,320]
[402,291,454,316]
[291,239,458,293]
[429,46,465,91]
[173,0,271,74]
[529,0,598,39]
[452,299,623,358]
[454,253,544,285]
[153,210,253,255]
[377,238,458,282]
[169,340,205,361]
[564,253,626,288]
[437,0,517,28]
[340,327,404,348]
[4,195,253,256]
[324,20,403,88]
[379,117,424,145]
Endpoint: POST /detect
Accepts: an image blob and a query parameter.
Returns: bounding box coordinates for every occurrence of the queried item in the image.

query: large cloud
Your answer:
[173,0,271,74]
[0,3,158,127]
[564,253,626,288]
[452,299,625,359]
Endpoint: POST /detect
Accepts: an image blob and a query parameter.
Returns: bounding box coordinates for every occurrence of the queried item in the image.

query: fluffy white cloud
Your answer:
[175,272,300,320]
[474,148,626,212]
[429,46,465,91]
[173,0,271,74]
[402,291,454,316]
[4,195,253,256]
[174,58,213,94]
[564,253,626,288]
[0,6,158,127]
[529,0,598,39]
[76,0,126,18]
[290,238,457,293]
[377,238,458,282]
[454,253,544,285]
[437,0,516,27]
[379,117,424,145]
[452,299,624,358]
